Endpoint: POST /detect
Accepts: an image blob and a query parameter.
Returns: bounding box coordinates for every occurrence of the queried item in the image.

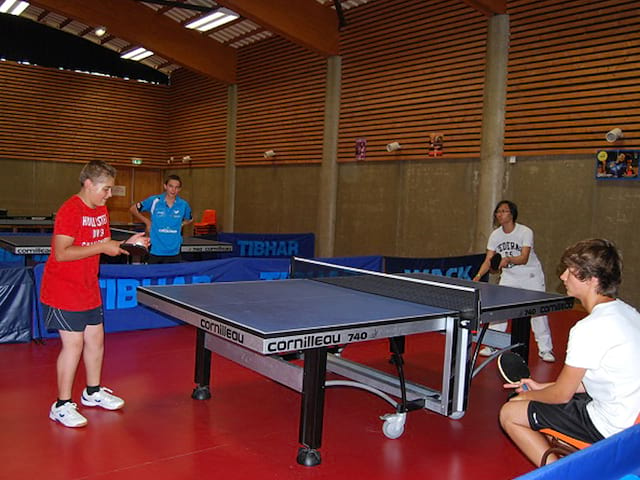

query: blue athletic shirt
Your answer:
[139,194,192,256]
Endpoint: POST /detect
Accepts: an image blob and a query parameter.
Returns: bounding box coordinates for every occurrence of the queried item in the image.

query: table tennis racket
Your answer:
[497,352,530,391]
[490,253,502,273]
[120,242,149,256]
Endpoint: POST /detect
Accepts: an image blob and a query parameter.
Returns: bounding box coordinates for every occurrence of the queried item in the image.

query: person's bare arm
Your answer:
[473,249,495,281]
[501,245,532,268]
[129,203,151,233]
[53,234,125,262]
[508,364,586,404]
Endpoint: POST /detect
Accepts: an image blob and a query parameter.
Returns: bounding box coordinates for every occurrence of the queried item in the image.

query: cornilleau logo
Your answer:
[266,333,341,353]
[200,318,245,344]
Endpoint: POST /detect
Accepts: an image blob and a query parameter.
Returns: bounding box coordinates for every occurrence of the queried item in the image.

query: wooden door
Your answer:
[107,167,162,223]
[109,167,133,223]
[133,169,163,207]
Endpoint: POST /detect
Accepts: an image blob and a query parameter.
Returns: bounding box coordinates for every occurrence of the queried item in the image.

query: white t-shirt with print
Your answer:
[487,223,543,288]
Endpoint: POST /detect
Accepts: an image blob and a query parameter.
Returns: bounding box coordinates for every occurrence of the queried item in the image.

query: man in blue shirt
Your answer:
[129,175,192,264]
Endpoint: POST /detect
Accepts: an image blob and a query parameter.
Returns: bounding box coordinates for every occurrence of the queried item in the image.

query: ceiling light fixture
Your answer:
[185,8,239,32]
[0,0,29,15]
[94,26,107,37]
[120,47,154,62]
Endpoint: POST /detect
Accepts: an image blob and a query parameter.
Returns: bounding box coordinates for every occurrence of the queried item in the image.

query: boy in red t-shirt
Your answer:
[43,161,148,428]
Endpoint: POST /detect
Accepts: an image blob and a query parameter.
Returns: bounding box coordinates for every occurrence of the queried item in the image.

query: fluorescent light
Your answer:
[0,0,29,15]
[185,8,238,32]
[197,13,238,31]
[121,47,146,59]
[11,1,27,15]
[120,47,154,61]
[186,11,224,30]
[131,50,154,61]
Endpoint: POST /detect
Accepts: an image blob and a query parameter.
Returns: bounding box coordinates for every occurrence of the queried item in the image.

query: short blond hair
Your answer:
[79,161,116,185]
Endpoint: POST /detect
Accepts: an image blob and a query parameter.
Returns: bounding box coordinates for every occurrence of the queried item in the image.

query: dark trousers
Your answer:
[147,254,182,264]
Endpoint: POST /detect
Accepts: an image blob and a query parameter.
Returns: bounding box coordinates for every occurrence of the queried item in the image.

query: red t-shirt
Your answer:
[40,195,110,311]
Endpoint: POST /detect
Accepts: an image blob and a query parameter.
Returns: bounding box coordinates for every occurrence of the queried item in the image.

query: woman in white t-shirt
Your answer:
[473,200,555,362]
[499,238,640,466]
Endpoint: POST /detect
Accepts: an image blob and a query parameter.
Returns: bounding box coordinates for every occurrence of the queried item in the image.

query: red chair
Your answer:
[540,412,640,466]
[193,209,217,236]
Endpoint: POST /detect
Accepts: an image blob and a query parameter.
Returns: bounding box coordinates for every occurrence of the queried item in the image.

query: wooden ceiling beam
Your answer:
[216,0,339,56]
[31,0,237,83]
[461,0,506,16]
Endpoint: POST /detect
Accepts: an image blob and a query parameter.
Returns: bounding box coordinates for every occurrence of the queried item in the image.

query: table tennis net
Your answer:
[290,257,480,322]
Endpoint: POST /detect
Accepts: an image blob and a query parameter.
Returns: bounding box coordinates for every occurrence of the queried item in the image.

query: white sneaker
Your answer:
[479,346,498,357]
[49,402,88,428]
[81,387,125,410]
[539,351,556,363]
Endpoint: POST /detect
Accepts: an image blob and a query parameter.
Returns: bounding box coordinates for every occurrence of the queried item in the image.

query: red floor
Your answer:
[0,310,583,480]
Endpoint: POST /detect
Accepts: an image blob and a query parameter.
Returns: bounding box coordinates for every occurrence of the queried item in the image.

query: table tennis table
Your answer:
[0,228,232,264]
[137,257,574,466]
[0,216,54,232]
[0,217,143,233]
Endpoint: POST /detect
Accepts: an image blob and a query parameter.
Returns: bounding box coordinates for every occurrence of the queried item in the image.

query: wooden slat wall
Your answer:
[506,0,640,155]
[235,37,327,166]
[0,61,168,168]
[167,69,229,167]
[338,0,487,162]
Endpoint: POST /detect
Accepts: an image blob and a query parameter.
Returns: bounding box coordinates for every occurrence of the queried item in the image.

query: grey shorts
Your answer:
[42,304,104,332]
[528,393,605,444]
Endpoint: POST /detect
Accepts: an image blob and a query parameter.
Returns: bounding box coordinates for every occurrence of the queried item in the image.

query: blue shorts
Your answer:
[528,393,605,444]
[42,304,104,332]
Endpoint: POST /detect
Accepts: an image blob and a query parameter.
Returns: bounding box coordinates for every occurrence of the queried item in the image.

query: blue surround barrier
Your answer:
[2,252,477,342]
[0,266,33,343]
[515,423,640,480]
[30,255,382,340]
[384,253,485,280]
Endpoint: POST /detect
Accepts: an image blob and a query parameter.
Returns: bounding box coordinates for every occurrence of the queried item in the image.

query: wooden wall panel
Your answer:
[235,38,327,166]
[505,0,640,155]
[167,69,229,168]
[0,61,168,167]
[338,0,487,162]
[108,167,133,223]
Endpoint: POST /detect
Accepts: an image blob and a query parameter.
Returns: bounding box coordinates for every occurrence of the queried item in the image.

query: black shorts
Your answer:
[148,253,182,264]
[527,393,605,444]
[42,304,104,332]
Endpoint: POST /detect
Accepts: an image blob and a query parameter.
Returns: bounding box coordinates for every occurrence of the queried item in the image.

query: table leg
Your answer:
[511,316,531,363]
[192,329,212,400]
[297,347,327,466]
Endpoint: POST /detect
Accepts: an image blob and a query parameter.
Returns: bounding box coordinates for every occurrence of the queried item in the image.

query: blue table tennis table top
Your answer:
[137,275,573,341]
